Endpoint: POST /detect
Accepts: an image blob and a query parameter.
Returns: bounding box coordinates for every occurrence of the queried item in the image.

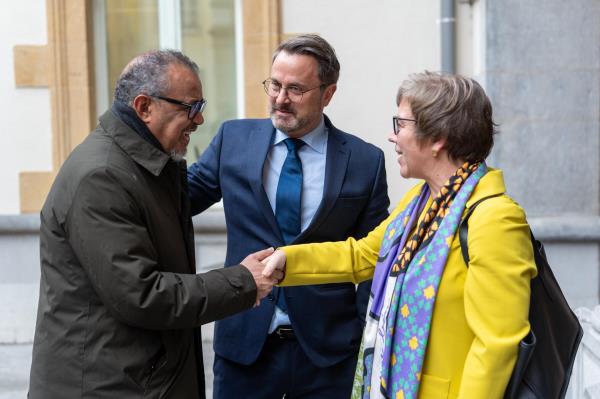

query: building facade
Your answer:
[1,0,599,396]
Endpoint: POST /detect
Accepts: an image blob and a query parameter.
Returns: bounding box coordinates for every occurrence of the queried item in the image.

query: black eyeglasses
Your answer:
[392,116,417,134]
[152,95,207,120]
[262,79,326,102]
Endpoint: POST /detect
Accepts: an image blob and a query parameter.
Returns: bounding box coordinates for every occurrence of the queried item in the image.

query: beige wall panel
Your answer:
[64,0,96,148]
[19,172,55,214]
[243,0,281,118]
[13,45,49,87]
[16,0,96,213]
[47,0,95,169]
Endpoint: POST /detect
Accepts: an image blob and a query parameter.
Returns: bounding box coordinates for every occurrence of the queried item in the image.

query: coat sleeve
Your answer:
[187,123,225,215]
[66,168,257,330]
[457,197,537,398]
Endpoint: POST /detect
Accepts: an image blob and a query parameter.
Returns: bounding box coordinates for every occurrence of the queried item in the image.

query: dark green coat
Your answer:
[29,111,256,399]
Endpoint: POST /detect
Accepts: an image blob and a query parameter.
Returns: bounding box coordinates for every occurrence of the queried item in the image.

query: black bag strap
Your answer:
[458,193,504,266]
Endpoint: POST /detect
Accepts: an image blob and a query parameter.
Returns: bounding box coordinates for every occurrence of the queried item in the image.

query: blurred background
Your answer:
[0,0,598,397]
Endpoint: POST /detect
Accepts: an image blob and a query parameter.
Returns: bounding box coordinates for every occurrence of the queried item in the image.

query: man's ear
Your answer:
[321,83,337,107]
[132,94,153,123]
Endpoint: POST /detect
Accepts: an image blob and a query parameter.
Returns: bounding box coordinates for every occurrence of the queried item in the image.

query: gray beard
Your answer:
[170,149,187,162]
[271,114,308,135]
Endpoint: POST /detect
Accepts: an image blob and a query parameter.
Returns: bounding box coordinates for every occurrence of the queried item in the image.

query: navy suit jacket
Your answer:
[187,116,389,367]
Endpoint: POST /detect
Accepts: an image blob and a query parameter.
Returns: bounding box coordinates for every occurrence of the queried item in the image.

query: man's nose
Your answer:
[192,112,204,126]
[275,88,291,104]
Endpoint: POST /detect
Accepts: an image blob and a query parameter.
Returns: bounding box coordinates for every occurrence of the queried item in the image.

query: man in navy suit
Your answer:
[187,34,389,398]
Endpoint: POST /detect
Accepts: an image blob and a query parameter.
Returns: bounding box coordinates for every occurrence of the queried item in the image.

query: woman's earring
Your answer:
[432,150,438,158]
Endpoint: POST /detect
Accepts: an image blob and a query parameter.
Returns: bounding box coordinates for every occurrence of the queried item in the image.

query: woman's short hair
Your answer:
[396,71,497,162]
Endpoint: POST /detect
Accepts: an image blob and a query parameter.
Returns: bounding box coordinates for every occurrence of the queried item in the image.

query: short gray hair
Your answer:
[396,71,497,162]
[272,34,340,85]
[113,49,199,105]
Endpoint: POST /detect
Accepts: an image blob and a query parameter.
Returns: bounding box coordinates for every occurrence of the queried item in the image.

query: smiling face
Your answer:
[388,99,438,180]
[268,51,336,138]
[136,63,204,161]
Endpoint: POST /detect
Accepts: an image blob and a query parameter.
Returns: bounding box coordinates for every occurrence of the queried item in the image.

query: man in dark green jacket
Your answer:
[28,50,279,399]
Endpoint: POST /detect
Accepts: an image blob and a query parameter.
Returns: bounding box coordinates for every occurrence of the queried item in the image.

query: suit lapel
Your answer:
[247,122,283,242]
[296,125,349,242]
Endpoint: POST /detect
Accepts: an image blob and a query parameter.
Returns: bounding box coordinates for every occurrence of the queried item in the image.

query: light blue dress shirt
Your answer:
[262,117,328,332]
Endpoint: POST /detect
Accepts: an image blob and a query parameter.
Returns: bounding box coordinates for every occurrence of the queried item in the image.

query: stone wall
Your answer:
[483,0,600,308]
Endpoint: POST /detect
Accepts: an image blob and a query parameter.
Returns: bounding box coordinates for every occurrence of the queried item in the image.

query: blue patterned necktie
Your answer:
[275,138,305,312]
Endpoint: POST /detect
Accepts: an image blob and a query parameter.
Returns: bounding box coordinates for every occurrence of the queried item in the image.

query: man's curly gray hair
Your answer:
[113,49,199,105]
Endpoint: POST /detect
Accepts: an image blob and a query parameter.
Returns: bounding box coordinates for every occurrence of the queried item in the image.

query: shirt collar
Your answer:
[272,116,327,154]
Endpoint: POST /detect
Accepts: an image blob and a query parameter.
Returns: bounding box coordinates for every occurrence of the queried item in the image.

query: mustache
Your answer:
[271,105,295,114]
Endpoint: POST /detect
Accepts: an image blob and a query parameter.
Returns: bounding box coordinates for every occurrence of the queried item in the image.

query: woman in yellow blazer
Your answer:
[264,72,537,399]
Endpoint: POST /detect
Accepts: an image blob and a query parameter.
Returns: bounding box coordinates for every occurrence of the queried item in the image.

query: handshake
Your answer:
[239,248,287,306]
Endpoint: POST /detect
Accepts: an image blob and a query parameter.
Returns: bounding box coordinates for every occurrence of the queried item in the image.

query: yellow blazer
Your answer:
[281,169,536,399]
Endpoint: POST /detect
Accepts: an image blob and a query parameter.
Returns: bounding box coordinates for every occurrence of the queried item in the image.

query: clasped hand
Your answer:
[240,248,286,306]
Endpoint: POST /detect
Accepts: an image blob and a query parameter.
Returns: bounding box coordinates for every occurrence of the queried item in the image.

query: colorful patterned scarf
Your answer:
[352,162,487,399]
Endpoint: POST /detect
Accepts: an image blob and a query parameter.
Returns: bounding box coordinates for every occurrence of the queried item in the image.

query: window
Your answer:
[180,0,238,161]
[93,0,239,161]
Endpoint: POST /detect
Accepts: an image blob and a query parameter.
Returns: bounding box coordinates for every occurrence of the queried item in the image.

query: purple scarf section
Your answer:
[369,185,430,319]
[359,162,487,399]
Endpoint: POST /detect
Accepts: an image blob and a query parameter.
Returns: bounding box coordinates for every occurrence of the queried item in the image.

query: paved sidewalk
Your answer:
[0,324,214,398]
[0,343,31,399]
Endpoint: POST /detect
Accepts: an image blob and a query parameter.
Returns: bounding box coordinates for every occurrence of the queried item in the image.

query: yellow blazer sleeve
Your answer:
[458,197,537,398]
[280,210,390,285]
[280,185,424,286]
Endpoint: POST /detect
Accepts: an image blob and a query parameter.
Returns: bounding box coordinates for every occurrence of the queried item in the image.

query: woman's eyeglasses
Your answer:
[392,116,417,134]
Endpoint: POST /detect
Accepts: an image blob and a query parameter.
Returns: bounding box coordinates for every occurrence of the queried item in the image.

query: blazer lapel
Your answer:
[247,122,282,241]
[296,126,349,242]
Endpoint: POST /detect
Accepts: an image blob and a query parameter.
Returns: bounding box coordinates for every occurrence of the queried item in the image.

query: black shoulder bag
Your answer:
[459,195,583,399]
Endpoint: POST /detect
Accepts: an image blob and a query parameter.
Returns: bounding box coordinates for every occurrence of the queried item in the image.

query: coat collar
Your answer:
[465,168,507,208]
[402,167,507,212]
[99,110,171,176]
